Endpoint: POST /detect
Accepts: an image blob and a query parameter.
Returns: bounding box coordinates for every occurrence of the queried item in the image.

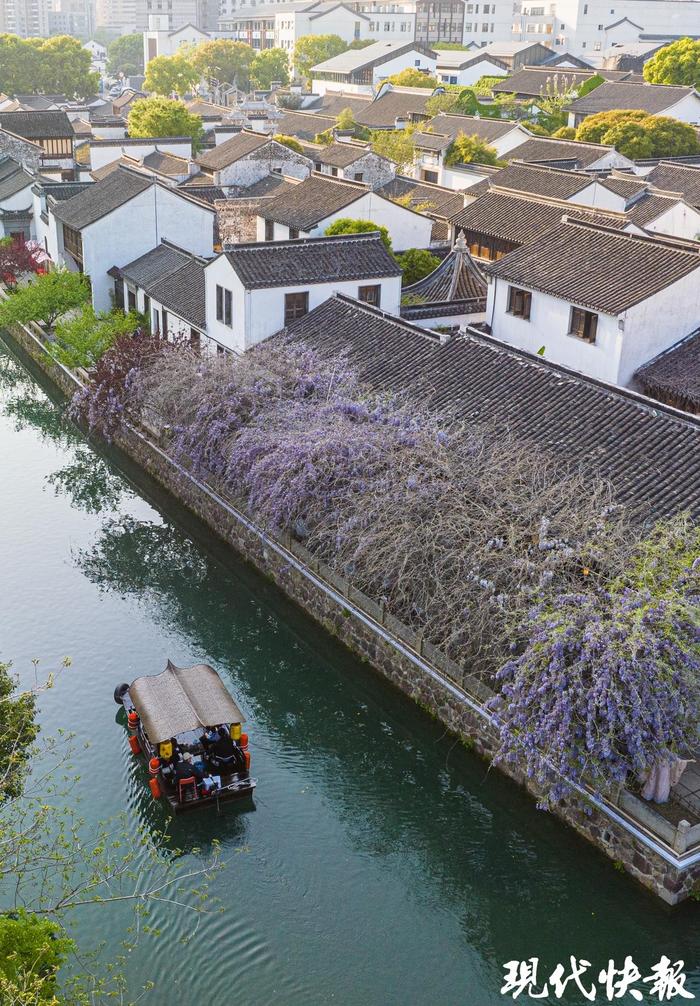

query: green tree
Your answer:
[370,126,416,172]
[273,133,304,154]
[50,306,142,370]
[396,247,440,285]
[445,133,500,166]
[324,217,392,251]
[128,96,204,148]
[191,38,256,88]
[387,67,437,88]
[30,35,99,99]
[0,912,73,1003]
[0,34,39,93]
[143,53,199,96]
[575,107,648,143]
[0,270,90,330]
[293,34,348,80]
[644,37,700,87]
[425,91,460,116]
[106,33,144,77]
[552,125,576,139]
[334,107,370,139]
[348,39,374,49]
[576,109,700,157]
[0,661,38,801]
[250,47,290,89]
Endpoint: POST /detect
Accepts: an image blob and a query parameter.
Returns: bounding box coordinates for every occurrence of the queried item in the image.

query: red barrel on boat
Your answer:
[240,732,249,750]
[128,734,141,755]
[127,711,139,732]
[244,750,251,771]
[149,777,161,800]
[148,757,161,776]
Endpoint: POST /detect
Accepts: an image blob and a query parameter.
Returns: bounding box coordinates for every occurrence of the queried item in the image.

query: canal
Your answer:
[1,333,700,1006]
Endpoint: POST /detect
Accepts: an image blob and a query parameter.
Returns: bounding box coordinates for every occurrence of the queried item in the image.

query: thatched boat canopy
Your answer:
[130,661,245,743]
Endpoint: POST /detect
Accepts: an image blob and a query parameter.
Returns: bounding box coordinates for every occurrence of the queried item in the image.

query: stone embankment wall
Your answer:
[5,316,700,905]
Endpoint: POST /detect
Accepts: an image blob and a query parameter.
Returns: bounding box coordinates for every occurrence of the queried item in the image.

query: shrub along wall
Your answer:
[4,315,700,904]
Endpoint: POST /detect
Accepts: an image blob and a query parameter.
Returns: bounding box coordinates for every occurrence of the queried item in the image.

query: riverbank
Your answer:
[4,315,700,905]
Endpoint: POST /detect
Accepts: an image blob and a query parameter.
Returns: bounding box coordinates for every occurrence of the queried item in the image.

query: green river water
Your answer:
[1,333,700,1006]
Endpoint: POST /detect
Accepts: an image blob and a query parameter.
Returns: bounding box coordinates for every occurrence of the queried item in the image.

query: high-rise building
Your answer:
[48,0,97,36]
[1,0,52,36]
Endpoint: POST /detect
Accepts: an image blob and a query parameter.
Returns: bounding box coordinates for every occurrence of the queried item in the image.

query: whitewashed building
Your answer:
[205,231,402,353]
[413,114,530,186]
[197,131,313,187]
[49,166,216,311]
[88,137,194,174]
[0,156,35,240]
[301,141,396,188]
[485,216,700,387]
[566,81,700,128]
[433,49,509,86]
[311,40,438,95]
[255,171,433,249]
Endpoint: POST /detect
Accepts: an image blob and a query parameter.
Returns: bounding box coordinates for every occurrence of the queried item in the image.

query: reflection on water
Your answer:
[2,334,700,1006]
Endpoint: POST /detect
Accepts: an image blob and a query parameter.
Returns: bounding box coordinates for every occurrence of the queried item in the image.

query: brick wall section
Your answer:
[0,131,41,172]
[5,315,700,905]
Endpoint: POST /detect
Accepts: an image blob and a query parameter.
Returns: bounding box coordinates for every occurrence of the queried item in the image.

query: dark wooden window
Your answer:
[143,295,150,319]
[161,308,168,335]
[127,287,136,311]
[62,224,83,265]
[358,284,381,307]
[190,328,201,352]
[114,280,124,311]
[569,306,598,343]
[507,286,531,320]
[330,167,338,177]
[264,218,274,241]
[354,171,364,182]
[422,169,438,184]
[289,227,299,239]
[284,291,308,324]
[216,284,232,326]
[152,308,160,335]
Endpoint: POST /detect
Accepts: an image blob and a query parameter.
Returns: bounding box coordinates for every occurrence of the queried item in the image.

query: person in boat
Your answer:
[208,727,245,774]
[173,751,204,784]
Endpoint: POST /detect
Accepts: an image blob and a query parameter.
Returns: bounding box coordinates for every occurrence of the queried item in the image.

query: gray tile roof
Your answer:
[401,234,486,302]
[257,172,367,228]
[281,293,700,518]
[315,93,373,118]
[151,258,206,329]
[52,167,153,229]
[117,242,206,329]
[485,161,594,199]
[378,175,465,218]
[450,188,626,245]
[197,130,270,170]
[422,112,520,143]
[273,110,336,140]
[0,109,74,139]
[0,158,33,200]
[491,65,632,97]
[355,88,434,128]
[624,191,686,228]
[486,217,700,314]
[645,161,700,208]
[566,80,698,115]
[311,40,436,75]
[599,173,649,199]
[504,135,619,167]
[311,141,369,167]
[636,328,700,413]
[222,231,401,288]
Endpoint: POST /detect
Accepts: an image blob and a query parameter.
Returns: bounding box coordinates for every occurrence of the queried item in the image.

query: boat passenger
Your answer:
[174,752,204,784]
[209,727,244,772]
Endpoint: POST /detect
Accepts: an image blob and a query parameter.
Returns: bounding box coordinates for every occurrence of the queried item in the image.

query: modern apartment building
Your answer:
[513,0,700,57]
[1,0,51,36]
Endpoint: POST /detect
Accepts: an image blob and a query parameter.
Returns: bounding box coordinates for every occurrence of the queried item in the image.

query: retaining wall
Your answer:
[5,316,700,905]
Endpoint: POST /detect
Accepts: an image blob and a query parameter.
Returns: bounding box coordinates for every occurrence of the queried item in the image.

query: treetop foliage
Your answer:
[127,96,204,148]
[324,217,392,250]
[0,33,98,99]
[386,67,438,88]
[0,270,90,330]
[575,109,700,158]
[643,37,700,87]
[445,133,501,166]
[106,33,144,77]
[143,52,199,96]
[293,34,347,80]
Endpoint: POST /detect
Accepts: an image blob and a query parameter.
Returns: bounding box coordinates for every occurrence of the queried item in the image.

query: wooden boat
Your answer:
[115,660,256,813]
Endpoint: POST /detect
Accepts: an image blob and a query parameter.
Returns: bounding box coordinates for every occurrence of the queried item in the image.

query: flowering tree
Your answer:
[0,237,42,286]
[490,519,700,804]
